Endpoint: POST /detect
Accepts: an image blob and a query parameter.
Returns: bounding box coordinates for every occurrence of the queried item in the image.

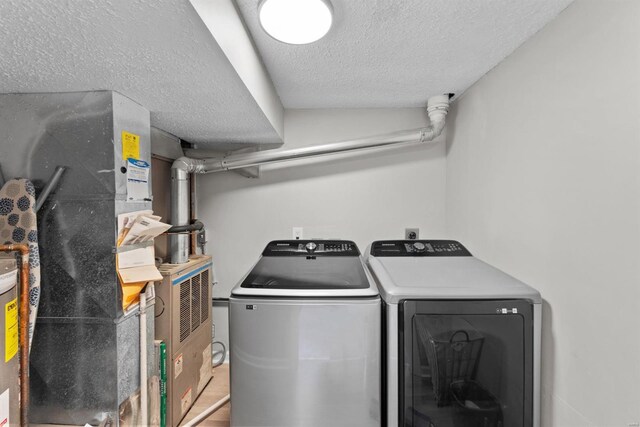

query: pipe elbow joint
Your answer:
[172,157,207,173]
[426,94,450,121]
[420,94,450,142]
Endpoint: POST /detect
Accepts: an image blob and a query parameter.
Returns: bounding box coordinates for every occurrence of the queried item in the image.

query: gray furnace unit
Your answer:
[0,91,155,425]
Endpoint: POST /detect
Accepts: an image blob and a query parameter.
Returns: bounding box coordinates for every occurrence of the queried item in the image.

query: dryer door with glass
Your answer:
[400,299,534,427]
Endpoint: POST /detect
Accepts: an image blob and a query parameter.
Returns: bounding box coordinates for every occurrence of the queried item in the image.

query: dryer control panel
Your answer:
[263,240,361,256]
[370,240,471,257]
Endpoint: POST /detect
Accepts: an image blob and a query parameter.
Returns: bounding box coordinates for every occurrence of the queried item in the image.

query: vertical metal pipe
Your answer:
[190,173,197,256]
[35,166,66,212]
[0,244,30,427]
[170,168,190,264]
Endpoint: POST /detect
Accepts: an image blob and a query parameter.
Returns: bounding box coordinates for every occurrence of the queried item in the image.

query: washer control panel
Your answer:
[370,240,471,257]
[263,240,360,256]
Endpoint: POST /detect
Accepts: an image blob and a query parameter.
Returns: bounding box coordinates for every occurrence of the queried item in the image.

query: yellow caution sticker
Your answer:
[5,298,17,362]
[122,131,140,161]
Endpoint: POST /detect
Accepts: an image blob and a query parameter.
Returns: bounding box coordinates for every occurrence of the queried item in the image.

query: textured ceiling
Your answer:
[236,0,574,108]
[0,0,574,147]
[0,0,282,146]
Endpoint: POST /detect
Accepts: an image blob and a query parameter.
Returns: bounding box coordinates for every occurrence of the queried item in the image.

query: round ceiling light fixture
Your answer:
[259,0,333,45]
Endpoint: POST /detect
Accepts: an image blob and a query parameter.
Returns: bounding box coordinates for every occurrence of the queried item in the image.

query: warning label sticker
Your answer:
[174,353,183,379]
[4,298,17,362]
[121,131,140,161]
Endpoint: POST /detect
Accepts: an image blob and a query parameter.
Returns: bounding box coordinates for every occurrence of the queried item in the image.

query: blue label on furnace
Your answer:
[127,158,149,168]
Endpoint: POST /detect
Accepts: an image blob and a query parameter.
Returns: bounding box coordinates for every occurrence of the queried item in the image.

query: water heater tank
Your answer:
[0,259,18,426]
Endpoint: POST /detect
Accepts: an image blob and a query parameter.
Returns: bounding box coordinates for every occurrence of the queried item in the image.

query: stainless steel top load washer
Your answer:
[230,240,381,427]
[366,240,541,427]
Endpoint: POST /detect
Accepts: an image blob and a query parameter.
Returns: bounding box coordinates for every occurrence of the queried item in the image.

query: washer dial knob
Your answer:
[413,242,426,252]
[305,242,317,252]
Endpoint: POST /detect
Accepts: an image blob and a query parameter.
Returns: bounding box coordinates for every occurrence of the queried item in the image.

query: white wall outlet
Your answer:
[293,227,303,240]
[405,228,419,240]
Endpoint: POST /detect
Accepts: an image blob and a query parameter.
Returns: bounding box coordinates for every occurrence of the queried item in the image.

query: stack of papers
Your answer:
[120,212,171,246]
[117,210,171,309]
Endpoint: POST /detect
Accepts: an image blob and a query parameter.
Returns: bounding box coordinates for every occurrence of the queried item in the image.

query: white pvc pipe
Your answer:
[140,292,148,426]
[168,94,450,263]
[181,394,231,427]
[218,127,427,171]
[172,94,450,175]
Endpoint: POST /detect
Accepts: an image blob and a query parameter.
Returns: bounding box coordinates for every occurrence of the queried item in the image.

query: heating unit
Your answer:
[155,255,213,426]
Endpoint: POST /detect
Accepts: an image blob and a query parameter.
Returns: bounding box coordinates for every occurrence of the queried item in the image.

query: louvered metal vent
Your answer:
[191,274,201,332]
[176,267,211,344]
[201,270,209,323]
[179,279,191,342]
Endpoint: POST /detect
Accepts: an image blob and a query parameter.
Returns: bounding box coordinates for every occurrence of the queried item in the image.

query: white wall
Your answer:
[198,108,447,349]
[446,1,640,426]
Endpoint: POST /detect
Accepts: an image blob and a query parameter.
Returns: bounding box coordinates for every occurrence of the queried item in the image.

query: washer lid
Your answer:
[366,240,541,304]
[241,257,370,290]
[232,240,379,298]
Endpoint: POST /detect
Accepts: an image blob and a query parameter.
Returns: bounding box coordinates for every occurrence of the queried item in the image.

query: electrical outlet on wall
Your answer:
[293,227,303,240]
[405,228,419,240]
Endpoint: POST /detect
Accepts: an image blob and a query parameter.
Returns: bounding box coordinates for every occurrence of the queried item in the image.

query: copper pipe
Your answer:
[0,244,30,427]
